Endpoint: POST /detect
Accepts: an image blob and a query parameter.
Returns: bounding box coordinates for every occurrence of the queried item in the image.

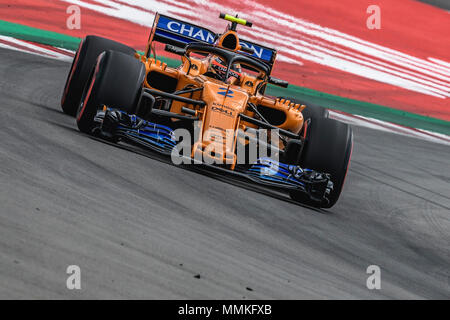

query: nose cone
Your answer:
[193,82,249,166]
[202,82,248,112]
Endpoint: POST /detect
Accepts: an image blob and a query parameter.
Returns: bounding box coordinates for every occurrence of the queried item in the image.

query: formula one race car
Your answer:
[60,13,353,208]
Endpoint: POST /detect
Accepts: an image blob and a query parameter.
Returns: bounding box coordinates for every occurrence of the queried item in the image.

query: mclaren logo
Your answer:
[217,87,234,98]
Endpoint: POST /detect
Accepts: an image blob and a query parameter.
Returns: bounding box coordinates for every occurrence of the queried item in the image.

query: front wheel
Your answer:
[76,50,146,133]
[61,35,136,116]
[289,117,353,208]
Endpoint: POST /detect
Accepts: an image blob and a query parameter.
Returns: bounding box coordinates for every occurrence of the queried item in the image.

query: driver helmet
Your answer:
[208,55,242,84]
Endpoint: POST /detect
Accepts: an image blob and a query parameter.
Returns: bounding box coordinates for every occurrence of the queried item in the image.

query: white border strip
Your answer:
[329,110,450,146]
[0,35,73,62]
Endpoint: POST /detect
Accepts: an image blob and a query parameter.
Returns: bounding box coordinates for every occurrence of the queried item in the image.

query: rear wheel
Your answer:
[61,36,136,116]
[76,50,146,133]
[301,103,329,121]
[289,117,353,208]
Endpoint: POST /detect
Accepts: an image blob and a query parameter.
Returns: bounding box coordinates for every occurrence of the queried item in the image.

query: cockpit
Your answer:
[182,42,270,89]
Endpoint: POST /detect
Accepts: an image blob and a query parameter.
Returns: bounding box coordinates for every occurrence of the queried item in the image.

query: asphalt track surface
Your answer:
[0,48,449,299]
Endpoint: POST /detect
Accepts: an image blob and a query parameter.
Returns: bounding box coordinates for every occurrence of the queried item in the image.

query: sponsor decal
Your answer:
[212,105,234,117]
[157,15,216,43]
[156,15,274,63]
[240,41,271,61]
[217,87,234,98]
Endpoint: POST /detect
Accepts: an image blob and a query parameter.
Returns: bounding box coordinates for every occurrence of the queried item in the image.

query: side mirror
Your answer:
[268,76,288,88]
[165,44,186,56]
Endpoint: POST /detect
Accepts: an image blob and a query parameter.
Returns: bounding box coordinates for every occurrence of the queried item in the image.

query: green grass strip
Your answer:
[0,20,81,50]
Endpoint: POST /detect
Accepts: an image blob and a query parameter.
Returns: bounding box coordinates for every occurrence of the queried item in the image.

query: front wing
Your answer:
[93,108,333,204]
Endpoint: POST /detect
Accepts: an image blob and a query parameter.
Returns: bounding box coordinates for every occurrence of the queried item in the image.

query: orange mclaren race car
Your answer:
[60,13,353,208]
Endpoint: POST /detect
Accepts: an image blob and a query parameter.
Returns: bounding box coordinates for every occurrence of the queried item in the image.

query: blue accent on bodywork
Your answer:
[102,109,328,196]
[239,40,275,63]
[217,87,234,98]
[156,15,217,44]
[114,113,177,153]
[247,157,307,187]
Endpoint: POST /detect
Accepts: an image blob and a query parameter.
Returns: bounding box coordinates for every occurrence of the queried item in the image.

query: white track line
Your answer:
[329,111,450,146]
[0,35,73,62]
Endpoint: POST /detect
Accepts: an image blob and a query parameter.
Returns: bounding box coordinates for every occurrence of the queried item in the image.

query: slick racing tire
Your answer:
[61,36,136,116]
[76,50,146,134]
[289,117,353,208]
[300,103,329,121]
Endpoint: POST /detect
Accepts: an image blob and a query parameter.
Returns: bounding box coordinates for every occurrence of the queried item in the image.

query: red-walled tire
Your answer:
[61,36,135,116]
[76,50,146,134]
[290,117,353,208]
[301,103,329,121]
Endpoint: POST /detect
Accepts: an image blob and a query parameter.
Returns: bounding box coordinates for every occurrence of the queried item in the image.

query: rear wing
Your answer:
[146,13,277,72]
